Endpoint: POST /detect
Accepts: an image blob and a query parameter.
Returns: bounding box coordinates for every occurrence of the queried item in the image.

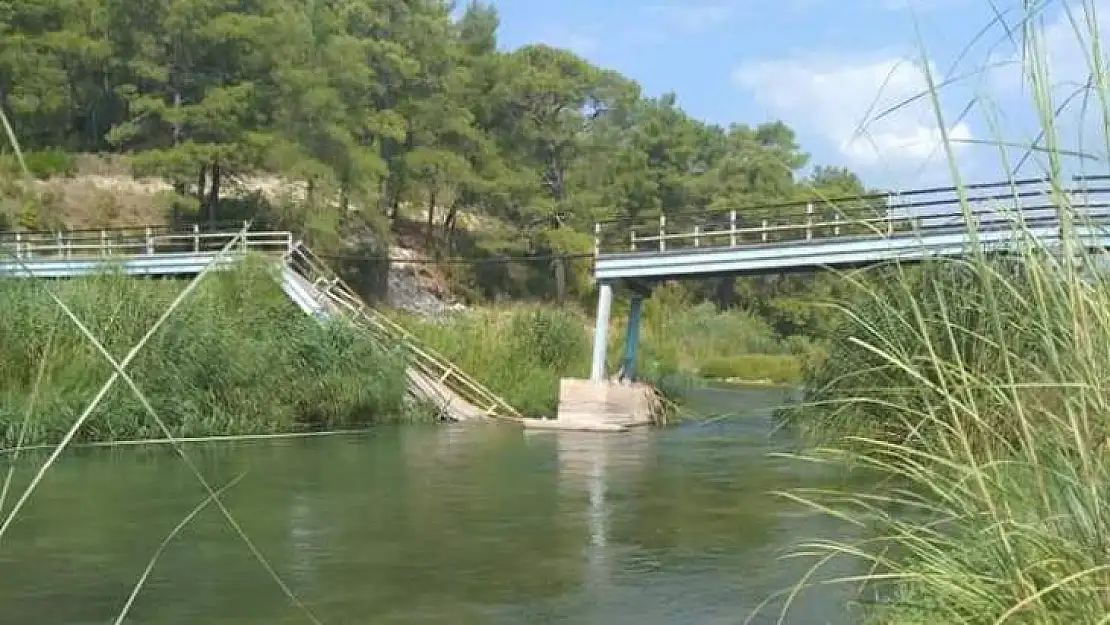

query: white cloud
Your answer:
[732,54,974,177]
[990,1,1110,93]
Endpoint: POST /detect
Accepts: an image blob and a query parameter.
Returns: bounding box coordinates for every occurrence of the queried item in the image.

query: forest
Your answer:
[0,0,878,335]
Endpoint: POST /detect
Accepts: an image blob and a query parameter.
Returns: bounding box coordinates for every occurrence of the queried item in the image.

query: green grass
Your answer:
[0,259,418,449]
[697,354,802,384]
[638,285,790,372]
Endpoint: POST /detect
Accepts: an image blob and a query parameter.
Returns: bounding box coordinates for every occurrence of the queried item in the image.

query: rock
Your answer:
[385,245,467,320]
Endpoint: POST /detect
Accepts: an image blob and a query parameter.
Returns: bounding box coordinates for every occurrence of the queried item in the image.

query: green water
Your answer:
[0,387,864,624]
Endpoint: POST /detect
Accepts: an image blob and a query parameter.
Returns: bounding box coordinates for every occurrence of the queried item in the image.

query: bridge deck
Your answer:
[593,177,1110,282]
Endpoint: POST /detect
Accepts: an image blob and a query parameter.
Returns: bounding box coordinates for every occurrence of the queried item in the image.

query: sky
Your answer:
[484,0,1110,191]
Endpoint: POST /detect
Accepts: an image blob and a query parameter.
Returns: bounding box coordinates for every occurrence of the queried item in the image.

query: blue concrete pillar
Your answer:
[590,282,613,382]
[620,295,644,380]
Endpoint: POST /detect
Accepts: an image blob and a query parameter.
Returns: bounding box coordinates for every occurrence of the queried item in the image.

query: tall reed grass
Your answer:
[769,232,1110,623]
[0,259,416,448]
[405,305,590,416]
[766,1,1110,621]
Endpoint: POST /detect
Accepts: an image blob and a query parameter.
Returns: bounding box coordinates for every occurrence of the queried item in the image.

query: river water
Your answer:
[0,387,865,624]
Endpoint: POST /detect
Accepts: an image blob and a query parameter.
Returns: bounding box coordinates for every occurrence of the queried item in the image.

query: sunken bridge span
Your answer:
[0,224,522,424]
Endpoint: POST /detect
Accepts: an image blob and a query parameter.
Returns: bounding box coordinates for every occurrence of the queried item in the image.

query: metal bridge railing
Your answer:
[282,240,523,422]
[0,223,294,260]
[594,178,1110,256]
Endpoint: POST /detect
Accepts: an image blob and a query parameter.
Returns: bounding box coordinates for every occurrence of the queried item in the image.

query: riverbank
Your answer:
[402,300,812,417]
[0,261,424,449]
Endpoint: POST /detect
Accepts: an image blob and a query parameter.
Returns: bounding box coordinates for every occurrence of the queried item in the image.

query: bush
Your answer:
[22,149,76,179]
[638,285,787,374]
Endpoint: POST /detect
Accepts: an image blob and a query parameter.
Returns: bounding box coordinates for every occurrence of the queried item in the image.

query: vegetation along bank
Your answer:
[0,262,420,449]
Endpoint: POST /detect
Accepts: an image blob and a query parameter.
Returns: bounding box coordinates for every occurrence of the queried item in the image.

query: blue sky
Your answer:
[484,0,1110,190]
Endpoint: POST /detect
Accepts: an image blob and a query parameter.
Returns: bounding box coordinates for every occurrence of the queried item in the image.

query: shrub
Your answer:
[22,149,76,179]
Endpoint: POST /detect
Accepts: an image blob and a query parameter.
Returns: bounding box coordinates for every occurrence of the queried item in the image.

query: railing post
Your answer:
[65,231,72,258]
[594,222,601,257]
[100,230,107,256]
[14,232,22,259]
[193,224,200,253]
[56,231,63,257]
[886,193,895,236]
[630,229,637,252]
[805,202,814,240]
[729,210,737,247]
[145,227,154,255]
[693,224,700,248]
[659,215,666,252]
[241,220,249,252]
[834,212,841,237]
[761,219,768,243]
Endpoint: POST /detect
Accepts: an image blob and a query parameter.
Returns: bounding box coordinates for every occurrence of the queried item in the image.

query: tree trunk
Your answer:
[380,177,397,222]
[196,163,207,205]
[389,191,401,223]
[444,204,459,252]
[206,158,221,228]
[172,91,182,145]
[714,277,736,309]
[553,257,567,303]
[425,188,437,252]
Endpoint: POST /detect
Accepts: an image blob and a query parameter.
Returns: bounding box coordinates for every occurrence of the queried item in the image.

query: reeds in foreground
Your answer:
[772,228,1110,623]
[768,1,1110,621]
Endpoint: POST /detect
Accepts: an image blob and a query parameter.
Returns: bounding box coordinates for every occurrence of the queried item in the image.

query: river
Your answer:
[0,386,866,624]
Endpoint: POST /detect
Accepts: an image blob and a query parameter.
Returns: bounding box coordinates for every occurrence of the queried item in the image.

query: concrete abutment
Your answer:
[537,281,660,433]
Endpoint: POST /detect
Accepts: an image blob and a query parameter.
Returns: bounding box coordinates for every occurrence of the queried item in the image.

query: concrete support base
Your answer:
[526,378,661,433]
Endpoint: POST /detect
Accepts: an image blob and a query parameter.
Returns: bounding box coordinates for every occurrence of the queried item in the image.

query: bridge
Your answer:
[0,224,522,424]
[586,176,1110,385]
[4,176,1110,431]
